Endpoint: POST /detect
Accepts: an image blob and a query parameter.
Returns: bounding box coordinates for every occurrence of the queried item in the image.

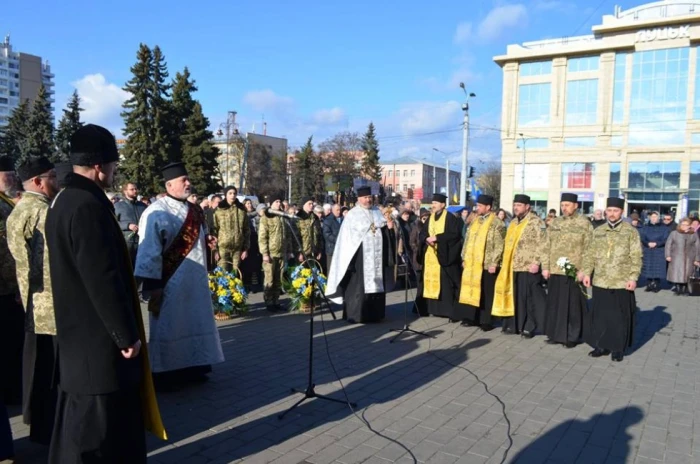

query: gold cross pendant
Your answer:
[370,223,377,235]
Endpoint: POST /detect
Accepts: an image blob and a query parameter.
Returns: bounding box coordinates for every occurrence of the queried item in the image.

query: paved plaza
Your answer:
[8,284,699,463]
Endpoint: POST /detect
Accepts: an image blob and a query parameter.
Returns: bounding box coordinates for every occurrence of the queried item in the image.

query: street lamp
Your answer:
[459,83,476,206]
[519,133,526,194]
[433,148,459,204]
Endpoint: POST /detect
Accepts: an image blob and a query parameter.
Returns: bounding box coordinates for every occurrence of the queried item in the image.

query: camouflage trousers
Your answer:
[218,249,241,273]
[263,257,285,305]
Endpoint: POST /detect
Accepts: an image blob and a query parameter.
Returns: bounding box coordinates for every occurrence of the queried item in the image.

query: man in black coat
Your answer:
[322,203,343,271]
[114,182,147,266]
[45,124,151,463]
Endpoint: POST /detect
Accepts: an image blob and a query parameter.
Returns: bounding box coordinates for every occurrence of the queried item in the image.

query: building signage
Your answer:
[635,25,690,43]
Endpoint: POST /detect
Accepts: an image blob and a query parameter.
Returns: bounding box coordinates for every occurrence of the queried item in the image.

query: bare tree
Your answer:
[475,161,502,207]
[319,131,362,191]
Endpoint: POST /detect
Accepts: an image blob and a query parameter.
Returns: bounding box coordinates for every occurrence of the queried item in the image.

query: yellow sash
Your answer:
[423,210,447,299]
[459,213,495,306]
[0,191,15,209]
[491,217,529,317]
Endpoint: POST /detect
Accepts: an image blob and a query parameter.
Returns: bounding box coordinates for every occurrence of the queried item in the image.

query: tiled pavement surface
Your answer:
[8,284,699,463]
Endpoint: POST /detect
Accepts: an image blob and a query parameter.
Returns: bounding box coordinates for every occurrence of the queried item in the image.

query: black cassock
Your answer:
[338,226,396,323]
[502,272,547,334]
[585,287,636,353]
[0,294,24,405]
[22,331,57,445]
[419,211,465,320]
[459,269,499,326]
[544,275,586,344]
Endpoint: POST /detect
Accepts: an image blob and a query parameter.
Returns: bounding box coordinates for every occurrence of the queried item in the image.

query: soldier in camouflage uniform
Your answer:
[0,156,23,406]
[494,194,547,337]
[582,197,642,362]
[213,186,250,272]
[541,193,593,348]
[457,194,505,331]
[259,192,295,311]
[6,156,59,445]
[296,197,323,263]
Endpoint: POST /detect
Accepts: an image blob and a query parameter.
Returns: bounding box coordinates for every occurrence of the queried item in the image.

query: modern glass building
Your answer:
[494,0,700,218]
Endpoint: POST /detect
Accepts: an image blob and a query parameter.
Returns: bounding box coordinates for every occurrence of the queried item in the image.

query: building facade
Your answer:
[213,132,288,192]
[380,156,461,203]
[0,35,54,126]
[495,0,700,218]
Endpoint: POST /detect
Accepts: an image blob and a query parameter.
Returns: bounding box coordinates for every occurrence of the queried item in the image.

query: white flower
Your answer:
[556,257,568,268]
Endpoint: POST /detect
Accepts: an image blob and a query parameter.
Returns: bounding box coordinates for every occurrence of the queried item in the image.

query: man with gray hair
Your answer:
[323,203,331,218]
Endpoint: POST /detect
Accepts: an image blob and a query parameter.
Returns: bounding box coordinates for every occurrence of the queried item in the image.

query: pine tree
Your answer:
[55,90,83,162]
[0,99,31,161]
[26,84,55,161]
[292,136,314,202]
[170,67,198,161]
[181,102,221,194]
[121,44,156,194]
[360,122,381,181]
[151,46,174,166]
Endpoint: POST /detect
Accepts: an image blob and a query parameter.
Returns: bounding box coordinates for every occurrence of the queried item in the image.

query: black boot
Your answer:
[645,280,653,292]
[653,279,661,293]
[611,352,624,362]
[588,348,611,358]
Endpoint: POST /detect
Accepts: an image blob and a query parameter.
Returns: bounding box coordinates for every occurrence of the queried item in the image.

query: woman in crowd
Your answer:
[640,212,669,292]
[666,217,700,296]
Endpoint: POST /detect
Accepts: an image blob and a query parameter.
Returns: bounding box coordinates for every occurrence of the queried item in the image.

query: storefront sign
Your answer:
[636,25,690,43]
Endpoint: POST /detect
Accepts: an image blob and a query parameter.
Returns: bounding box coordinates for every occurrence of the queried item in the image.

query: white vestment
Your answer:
[325,205,386,304]
[134,196,224,373]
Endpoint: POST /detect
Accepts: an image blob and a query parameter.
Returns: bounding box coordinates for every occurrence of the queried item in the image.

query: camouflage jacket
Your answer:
[541,213,593,275]
[0,193,18,296]
[213,202,250,252]
[582,220,643,289]
[461,213,506,269]
[258,214,294,258]
[6,192,56,335]
[297,211,323,257]
[511,211,546,273]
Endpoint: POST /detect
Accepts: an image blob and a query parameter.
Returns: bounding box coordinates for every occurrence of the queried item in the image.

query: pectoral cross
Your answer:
[370,222,377,235]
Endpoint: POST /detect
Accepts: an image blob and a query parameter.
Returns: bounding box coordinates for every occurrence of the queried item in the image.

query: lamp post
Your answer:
[519,133,526,194]
[459,83,476,206]
[433,148,458,204]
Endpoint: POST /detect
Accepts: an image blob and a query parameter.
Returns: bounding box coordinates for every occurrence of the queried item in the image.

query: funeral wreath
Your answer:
[208,266,249,319]
[284,262,327,313]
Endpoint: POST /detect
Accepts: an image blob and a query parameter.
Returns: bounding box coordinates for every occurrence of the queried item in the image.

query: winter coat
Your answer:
[665,230,700,284]
[322,214,342,256]
[114,198,147,251]
[640,223,670,280]
[213,200,250,252]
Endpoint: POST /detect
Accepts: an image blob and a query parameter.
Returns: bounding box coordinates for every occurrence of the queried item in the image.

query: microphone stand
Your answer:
[389,218,432,343]
[278,213,355,420]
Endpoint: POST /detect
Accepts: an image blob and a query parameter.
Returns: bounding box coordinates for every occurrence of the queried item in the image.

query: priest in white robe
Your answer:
[134,162,224,388]
[326,187,396,324]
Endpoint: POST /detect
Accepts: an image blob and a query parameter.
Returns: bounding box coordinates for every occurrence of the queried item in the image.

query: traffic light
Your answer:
[468,167,475,178]
[465,192,471,202]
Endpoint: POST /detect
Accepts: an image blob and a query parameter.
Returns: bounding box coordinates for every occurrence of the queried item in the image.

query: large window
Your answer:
[517,138,549,149]
[561,163,595,189]
[629,47,689,145]
[690,162,700,215]
[514,164,549,191]
[520,61,552,77]
[566,79,598,125]
[564,137,596,148]
[568,56,599,72]
[613,53,627,124]
[628,161,681,190]
[695,47,700,119]
[518,83,551,127]
[609,163,621,199]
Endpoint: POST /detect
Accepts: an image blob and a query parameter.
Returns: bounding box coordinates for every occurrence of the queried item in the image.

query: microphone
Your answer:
[264,207,300,220]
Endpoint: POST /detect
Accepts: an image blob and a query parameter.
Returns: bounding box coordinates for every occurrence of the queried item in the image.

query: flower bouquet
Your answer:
[208,267,249,320]
[556,257,591,299]
[284,263,327,313]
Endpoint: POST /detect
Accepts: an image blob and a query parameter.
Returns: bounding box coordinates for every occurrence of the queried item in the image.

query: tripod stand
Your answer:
[389,219,432,343]
[278,215,354,419]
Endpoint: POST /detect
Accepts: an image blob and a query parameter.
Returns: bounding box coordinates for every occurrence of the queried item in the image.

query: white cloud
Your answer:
[477,4,528,42]
[312,107,346,125]
[71,73,128,133]
[453,22,472,44]
[242,89,295,113]
[397,101,462,135]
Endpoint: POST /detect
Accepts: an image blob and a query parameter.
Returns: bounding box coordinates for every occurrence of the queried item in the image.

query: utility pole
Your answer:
[459,83,475,206]
[446,159,450,205]
[519,133,526,194]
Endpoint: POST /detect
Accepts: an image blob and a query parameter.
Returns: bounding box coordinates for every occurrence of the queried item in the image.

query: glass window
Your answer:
[517,138,549,149]
[520,61,552,77]
[410,170,415,176]
[627,161,681,190]
[613,53,627,124]
[609,162,621,199]
[568,56,599,72]
[564,137,596,148]
[403,184,407,191]
[518,83,551,127]
[692,134,700,145]
[611,135,623,146]
[689,162,700,215]
[387,170,392,176]
[410,184,415,190]
[629,47,689,145]
[396,171,400,177]
[403,170,407,176]
[566,79,598,125]
[514,164,550,190]
[561,163,596,189]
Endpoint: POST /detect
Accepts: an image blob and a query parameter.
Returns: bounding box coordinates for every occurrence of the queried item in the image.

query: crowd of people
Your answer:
[1,122,699,463]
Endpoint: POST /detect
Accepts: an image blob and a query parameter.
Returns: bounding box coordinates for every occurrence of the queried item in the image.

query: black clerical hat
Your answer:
[162,162,188,182]
[0,156,15,172]
[477,194,493,206]
[513,194,530,205]
[300,196,314,205]
[356,186,371,197]
[70,124,119,166]
[432,193,447,203]
[16,156,54,182]
[270,190,285,202]
[561,193,578,203]
[606,197,625,209]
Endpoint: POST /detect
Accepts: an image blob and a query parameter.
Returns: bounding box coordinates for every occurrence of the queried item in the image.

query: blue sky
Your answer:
[5,0,643,166]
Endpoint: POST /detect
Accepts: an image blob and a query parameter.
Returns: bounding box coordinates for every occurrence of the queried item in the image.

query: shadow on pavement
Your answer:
[628,305,670,355]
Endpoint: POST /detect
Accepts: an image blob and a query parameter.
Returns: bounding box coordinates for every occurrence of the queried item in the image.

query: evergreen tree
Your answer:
[360,122,381,181]
[292,136,314,202]
[121,44,156,194]
[55,90,83,161]
[26,84,55,161]
[170,67,198,161]
[181,102,221,194]
[151,46,174,166]
[0,99,31,161]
